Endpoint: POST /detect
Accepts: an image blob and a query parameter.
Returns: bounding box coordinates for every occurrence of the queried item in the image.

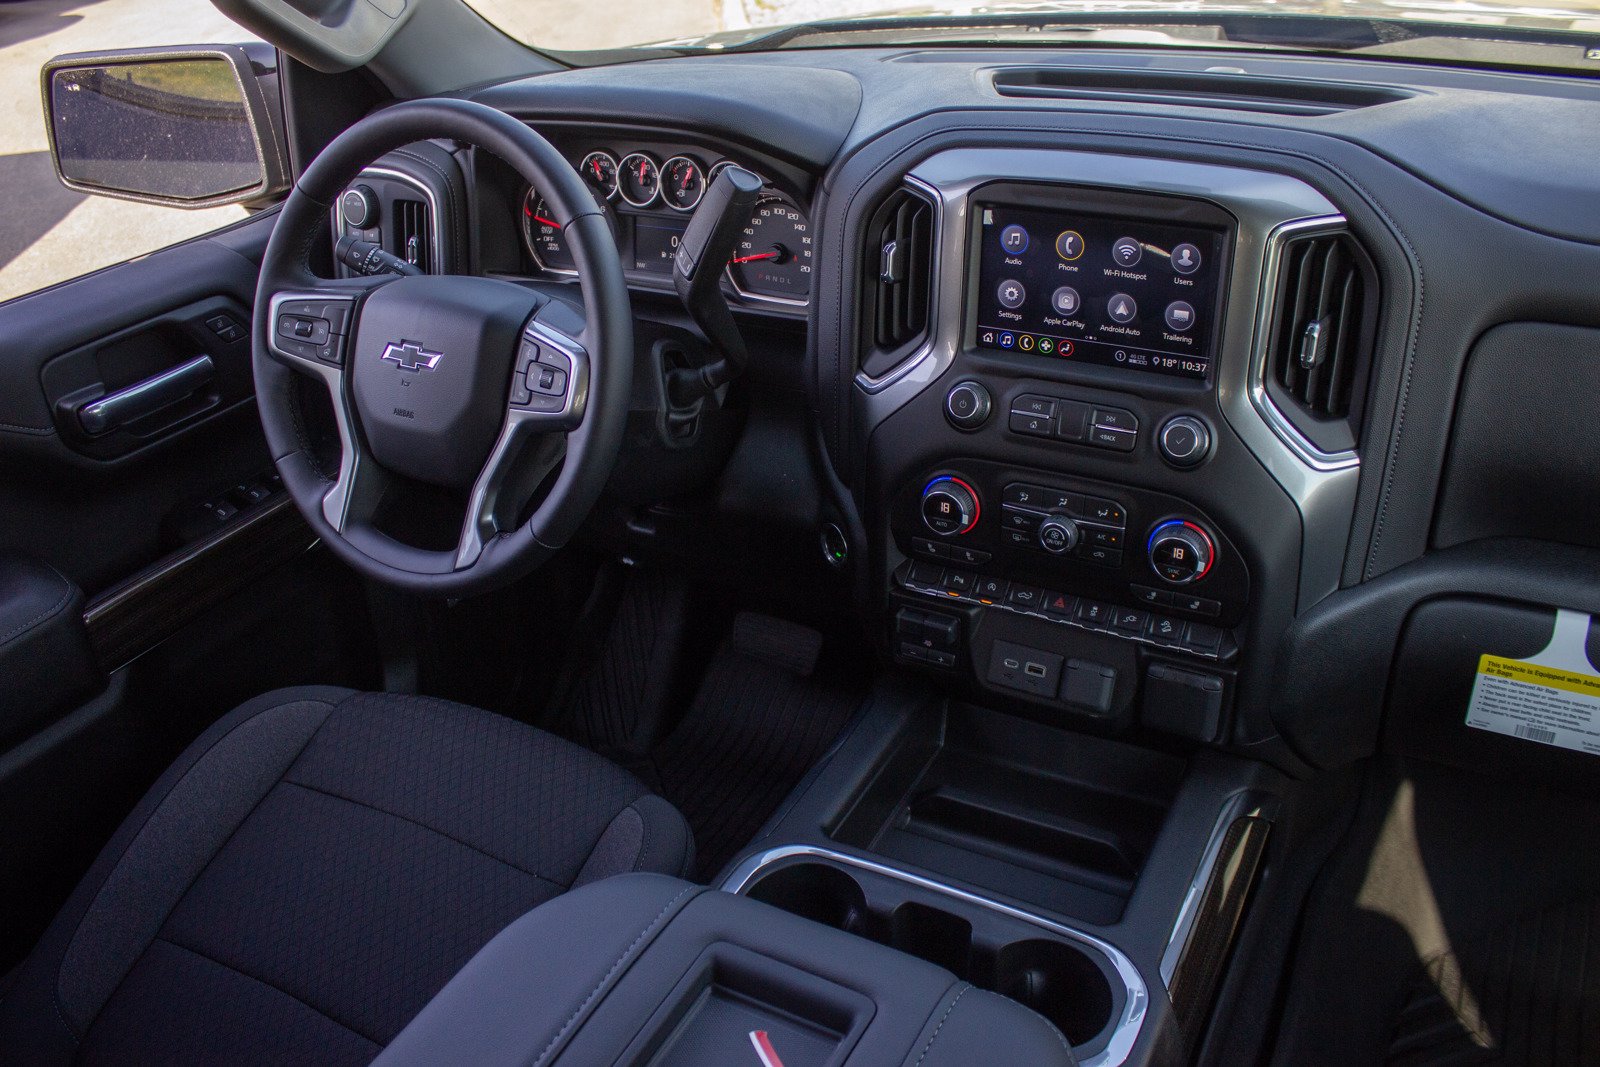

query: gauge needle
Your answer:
[591,159,603,180]
[523,205,559,227]
[731,251,780,264]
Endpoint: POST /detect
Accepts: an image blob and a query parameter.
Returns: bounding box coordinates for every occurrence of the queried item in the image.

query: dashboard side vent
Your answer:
[1262,229,1379,457]
[395,198,432,273]
[859,185,935,378]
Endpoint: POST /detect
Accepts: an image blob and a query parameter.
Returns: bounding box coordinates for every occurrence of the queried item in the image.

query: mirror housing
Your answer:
[41,44,290,210]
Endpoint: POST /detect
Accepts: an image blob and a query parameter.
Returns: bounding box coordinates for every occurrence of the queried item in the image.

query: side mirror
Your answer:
[41,45,290,210]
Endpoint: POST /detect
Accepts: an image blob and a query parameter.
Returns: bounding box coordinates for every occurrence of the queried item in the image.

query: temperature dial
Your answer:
[921,477,980,537]
[1147,520,1216,585]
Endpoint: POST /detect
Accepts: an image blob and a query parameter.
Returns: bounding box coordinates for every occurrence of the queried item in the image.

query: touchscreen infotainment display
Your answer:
[970,202,1224,382]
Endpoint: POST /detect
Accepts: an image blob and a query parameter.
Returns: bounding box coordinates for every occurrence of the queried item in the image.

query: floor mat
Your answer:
[645,612,863,880]
[1272,757,1600,1067]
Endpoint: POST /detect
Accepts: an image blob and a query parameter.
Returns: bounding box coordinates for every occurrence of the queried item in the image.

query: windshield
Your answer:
[465,0,1600,70]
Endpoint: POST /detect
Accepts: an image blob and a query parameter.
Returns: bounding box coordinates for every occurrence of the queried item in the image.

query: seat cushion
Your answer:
[0,687,693,1065]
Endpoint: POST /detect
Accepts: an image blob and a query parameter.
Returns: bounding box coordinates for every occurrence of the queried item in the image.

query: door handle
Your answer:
[77,355,215,436]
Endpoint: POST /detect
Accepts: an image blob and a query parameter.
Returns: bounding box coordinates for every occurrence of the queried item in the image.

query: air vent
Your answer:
[1262,229,1378,457]
[859,186,935,378]
[992,68,1410,117]
[395,199,432,273]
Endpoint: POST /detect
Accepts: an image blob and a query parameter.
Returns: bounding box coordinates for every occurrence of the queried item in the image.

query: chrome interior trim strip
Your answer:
[853,175,945,395]
[1247,216,1361,472]
[722,843,1148,1067]
[1158,793,1263,988]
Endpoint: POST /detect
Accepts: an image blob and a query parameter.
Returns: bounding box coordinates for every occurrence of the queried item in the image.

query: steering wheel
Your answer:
[252,100,631,597]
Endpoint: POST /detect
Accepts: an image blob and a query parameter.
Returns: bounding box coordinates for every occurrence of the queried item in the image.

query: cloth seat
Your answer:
[0,686,693,1065]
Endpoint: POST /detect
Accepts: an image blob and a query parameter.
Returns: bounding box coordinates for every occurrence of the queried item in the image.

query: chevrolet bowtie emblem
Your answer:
[380,340,443,372]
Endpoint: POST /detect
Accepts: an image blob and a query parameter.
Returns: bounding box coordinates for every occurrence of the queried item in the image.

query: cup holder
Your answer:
[741,861,1120,1051]
[993,938,1115,1046]
[744,861,874,938]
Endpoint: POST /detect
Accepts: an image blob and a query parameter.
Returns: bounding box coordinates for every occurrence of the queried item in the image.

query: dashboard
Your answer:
[331,44,1600,773]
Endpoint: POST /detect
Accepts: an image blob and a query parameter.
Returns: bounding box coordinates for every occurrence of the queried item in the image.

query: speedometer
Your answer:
[728,197,812,302]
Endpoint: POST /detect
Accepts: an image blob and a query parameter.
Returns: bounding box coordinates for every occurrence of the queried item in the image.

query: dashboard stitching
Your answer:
[826,114,1424,577]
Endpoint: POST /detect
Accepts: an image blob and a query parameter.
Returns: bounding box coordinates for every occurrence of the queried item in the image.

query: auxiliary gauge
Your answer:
[618,153,660,207]
[661,156,705,212]
[578,151,618,200]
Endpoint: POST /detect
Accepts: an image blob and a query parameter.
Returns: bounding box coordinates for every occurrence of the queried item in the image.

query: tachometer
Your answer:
[728,197,812,302]
[579,151,618,200]
[520,188,572,271]
[661,156,705,212]
[618,152,660,207]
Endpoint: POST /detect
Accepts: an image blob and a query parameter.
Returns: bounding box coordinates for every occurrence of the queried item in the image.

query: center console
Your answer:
[853,148,1361,751]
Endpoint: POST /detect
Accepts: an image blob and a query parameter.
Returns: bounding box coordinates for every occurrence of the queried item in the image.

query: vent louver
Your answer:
[395,199,432,273]
[859,186,934,378]
[1263,229,1378,457]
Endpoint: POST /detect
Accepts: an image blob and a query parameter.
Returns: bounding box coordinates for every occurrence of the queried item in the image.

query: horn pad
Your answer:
[350,276,538,488]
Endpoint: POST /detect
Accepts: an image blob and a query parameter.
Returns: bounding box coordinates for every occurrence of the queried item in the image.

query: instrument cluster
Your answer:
[520,146,813,306]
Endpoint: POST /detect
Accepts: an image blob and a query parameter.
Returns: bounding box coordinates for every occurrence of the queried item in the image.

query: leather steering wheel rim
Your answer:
[252,99,632,598]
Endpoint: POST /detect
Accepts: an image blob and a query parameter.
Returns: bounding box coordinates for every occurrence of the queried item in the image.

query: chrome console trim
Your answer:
[1158,793,1264,988]
[722,844,1148,1067]
[850,148,1363,608]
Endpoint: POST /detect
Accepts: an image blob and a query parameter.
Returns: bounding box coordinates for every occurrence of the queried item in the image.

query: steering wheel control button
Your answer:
[1112,237,1143,267]
[944,381,993,430]
[1051,286,1081,316]
[1148,520,1216,585]
[1171,243,1202,275]
[1055,230,1084,260]
[1164,300,1196,332]
[1106,293,1138,324]
[1159,414,1213,469]
[1038,515,1079,554]
[999,225,1030,254]
[921,477,980,537]
[997,279,1026,309]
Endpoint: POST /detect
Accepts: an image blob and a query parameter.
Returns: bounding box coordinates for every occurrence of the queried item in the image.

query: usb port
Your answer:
[1024,662,1048,678]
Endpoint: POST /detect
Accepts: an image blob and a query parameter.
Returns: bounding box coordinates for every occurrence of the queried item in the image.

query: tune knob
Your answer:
[340,185,379,229]
[1147,520,1215,584]
[1158,415,1212,469]
[921,476,980,537]
[1038,515,1079,554]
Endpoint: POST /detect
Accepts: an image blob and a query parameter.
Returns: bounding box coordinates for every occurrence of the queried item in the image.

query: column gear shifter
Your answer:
[668,164,764,407]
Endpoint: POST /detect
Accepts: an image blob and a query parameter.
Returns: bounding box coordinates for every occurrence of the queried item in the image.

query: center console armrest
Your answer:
[376,872,1076,1067]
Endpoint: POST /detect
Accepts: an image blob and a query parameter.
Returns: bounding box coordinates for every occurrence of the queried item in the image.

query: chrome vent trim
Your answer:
[856,178,939,388]
[1248,217,1363,472]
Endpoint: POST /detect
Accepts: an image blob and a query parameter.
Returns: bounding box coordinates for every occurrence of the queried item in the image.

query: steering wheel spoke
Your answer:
[455,318,590,569]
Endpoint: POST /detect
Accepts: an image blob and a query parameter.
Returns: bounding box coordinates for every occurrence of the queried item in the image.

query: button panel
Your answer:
[1006,392,1141,454]
[897,560,1233,661]
[1002,482,1126,569]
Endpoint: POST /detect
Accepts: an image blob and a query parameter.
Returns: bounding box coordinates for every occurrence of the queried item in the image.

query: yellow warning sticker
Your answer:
[1466,610,1600,754]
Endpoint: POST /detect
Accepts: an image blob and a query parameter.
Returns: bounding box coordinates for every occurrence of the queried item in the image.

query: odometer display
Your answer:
[728,197,812,301]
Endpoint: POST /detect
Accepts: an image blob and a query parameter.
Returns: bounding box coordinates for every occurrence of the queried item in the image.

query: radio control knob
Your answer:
[944,381,993,430]
[921,477,980,537]
[1158,415,1212,469]
[1038,515,1079,554]
[1148,520,1215,584]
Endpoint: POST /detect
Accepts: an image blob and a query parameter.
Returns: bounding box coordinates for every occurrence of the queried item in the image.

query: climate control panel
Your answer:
[890,460,1250,631]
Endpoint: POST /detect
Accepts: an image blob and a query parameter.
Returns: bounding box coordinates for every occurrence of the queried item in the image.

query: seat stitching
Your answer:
[533,885,699,1067]
[54,696,343,1043]
[153,936,385,1049]
[277,779,567,889]
[0,572,71,649]
[913,983,972,1067]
